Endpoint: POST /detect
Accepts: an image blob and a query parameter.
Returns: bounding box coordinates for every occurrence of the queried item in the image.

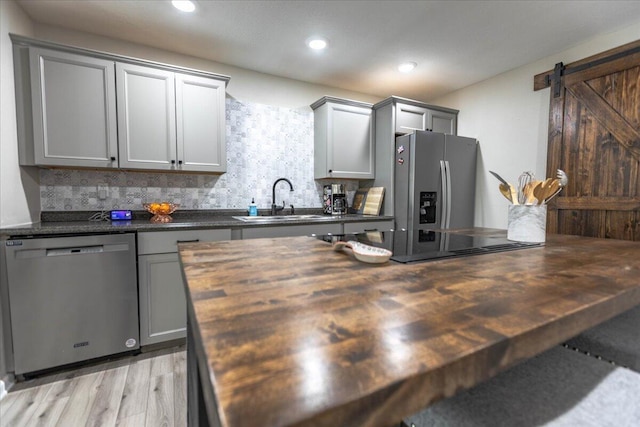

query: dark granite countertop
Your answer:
[0,209,394,237]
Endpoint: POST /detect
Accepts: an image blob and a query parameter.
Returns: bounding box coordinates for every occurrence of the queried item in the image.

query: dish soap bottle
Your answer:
[248,198,258,216]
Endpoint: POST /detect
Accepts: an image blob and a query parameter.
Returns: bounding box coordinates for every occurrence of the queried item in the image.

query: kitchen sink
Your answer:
[233,214,328,222]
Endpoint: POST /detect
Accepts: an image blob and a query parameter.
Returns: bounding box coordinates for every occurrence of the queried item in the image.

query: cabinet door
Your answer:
[396,103,430,134]
[29,48,118,168]
[138,229,232,255]
[242,223,342,239]
[176,74,227,173]
[431,110,457,135]
[343,220,394,234]
[327,103,374,179]
[138,253,186,346]
[116,63,177,170]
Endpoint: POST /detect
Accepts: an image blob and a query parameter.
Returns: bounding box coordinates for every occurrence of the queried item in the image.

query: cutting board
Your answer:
[363,187,384,215]
[351,188,368,214]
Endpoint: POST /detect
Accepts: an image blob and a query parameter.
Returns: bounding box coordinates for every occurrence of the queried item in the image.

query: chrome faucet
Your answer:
[271,178,294,215]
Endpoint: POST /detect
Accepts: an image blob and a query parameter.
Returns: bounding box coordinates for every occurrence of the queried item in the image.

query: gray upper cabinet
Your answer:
[396,101,457,135]
[396,103,430,134]
[373,96,459,216]
[12,35,230,173]
[431,109,458,135]
[117,64,227,172]
[20,47,118,168]
[116,63,177,171]
[312,97,374,180]
[175,74,227,173]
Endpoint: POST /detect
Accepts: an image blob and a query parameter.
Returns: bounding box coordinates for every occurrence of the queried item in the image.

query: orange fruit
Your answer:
[159,202,171,214]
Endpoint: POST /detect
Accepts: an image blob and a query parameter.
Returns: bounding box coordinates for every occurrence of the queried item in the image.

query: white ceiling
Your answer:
[15,0,640,101]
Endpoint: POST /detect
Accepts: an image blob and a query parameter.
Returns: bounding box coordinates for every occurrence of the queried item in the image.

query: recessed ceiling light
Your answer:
[398,62,417,73]
[307,38,328,50]
[172,0,196,12]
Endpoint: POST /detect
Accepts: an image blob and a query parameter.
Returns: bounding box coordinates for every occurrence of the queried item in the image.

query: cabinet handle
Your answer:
[177,239,200,244]
[171,160,176,165]
[328,169,333,173]
[110,156,116,161]
[364,228,378,232]
[178,160,183,165]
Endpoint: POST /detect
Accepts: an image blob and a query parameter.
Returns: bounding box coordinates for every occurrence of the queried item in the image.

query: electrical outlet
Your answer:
[97,184,108,200]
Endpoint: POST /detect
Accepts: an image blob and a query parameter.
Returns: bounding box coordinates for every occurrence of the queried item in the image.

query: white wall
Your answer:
[0,0,38,228]
[0,0,36,388]
[432,22,640,229]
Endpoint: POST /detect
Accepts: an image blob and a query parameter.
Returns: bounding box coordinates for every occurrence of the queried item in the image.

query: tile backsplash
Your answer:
[40,98,359,212]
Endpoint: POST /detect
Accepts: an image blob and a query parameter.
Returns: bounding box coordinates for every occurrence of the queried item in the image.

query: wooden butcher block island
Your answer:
[178,229,640,427]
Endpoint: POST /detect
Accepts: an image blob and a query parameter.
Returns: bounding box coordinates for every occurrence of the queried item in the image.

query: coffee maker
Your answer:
[323,184,348,215]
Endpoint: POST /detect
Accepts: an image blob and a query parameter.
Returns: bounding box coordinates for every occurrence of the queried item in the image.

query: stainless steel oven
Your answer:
[4,233,139,375]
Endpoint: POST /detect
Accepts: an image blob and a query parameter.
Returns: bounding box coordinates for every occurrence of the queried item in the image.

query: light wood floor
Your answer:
[0,344,186,427]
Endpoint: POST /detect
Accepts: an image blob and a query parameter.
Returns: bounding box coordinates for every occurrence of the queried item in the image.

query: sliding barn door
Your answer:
[534,40,640,240]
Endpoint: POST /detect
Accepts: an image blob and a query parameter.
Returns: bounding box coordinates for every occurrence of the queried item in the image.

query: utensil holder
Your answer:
[507,205,547,243]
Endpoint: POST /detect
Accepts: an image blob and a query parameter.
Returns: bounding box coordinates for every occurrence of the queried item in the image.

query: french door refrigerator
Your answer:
[394,130,478,254]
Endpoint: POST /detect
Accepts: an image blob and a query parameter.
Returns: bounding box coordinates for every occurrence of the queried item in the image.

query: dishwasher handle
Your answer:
[44,242,131,257]
[13,242,130,259]
[47,245,104,256]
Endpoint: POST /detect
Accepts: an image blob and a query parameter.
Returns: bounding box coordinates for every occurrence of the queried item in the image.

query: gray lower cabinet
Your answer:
[343,220,394,234]
[138,229,231,346]
[241,223,342,239]
[138,252,185,346]
[15,46,118,168]
[241,221,392,239]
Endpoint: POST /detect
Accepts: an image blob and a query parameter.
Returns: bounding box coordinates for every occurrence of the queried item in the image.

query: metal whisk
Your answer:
[517,171,535,205]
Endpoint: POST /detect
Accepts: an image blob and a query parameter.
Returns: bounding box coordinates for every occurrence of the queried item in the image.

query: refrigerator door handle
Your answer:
[440,160,448,228]
[444,160,452,228]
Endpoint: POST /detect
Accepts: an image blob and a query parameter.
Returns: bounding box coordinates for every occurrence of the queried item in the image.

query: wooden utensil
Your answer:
[533,179,561,204]
[333,241,392,264]
[523,180,541,204]
[498,183,512,203]
[542,179,560,203]
[492,171,519,204]
[522,181,541,205]
[544,170,568,203]
[498,183,519,204]
[508,184,519,205]
[532,181,546,205]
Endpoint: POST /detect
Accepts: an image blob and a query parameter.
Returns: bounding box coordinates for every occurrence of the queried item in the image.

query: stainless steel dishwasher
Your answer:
[4,233,139,375]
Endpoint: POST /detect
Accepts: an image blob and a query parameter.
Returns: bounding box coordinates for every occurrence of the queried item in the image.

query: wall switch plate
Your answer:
[97,184,108,200]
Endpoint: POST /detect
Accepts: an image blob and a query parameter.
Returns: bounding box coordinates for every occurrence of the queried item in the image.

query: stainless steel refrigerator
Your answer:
[394,130,477,254]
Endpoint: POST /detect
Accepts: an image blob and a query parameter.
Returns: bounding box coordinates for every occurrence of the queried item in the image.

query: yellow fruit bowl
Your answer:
[143,202,179,223]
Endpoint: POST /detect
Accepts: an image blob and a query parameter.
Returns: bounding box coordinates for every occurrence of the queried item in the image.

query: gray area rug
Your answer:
[405,345,640,426]
[565,305,640,372]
